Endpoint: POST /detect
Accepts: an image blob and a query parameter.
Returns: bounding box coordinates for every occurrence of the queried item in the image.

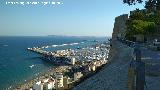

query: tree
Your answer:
[123,0,143,5]
[123,0,158,41]
[145,0,160,12]
[145,0,156,12]
[126,20,155,40]
[129,9,146,20]
[156,0,160,11]
[129,9,160,24]
[123,0,160,11]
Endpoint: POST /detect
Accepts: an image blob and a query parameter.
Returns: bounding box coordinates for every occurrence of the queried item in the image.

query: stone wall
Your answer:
[109,14,128,61]
[112,14,128,40]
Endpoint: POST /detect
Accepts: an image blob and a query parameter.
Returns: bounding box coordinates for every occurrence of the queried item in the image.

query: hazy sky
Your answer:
[0,0,144,36]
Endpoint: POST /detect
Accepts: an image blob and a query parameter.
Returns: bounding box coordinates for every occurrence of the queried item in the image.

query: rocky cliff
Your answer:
[112,14,128,40]
[109,14,128,61]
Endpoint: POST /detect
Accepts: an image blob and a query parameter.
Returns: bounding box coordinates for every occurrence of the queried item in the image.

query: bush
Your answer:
[126,20,155,40]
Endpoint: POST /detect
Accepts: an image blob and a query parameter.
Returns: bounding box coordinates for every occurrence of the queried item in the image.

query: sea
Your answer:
[0,36,109,90]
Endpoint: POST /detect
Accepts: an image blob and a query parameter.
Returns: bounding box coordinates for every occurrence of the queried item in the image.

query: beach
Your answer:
[15,66,70,90]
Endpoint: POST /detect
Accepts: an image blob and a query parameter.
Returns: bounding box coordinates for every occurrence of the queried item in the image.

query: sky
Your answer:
[0,0,145,36]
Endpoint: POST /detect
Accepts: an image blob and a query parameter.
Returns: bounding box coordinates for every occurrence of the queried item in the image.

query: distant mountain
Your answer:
[47,35,109,38]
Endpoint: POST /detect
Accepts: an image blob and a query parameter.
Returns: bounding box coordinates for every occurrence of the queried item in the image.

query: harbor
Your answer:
[15,41,110,90]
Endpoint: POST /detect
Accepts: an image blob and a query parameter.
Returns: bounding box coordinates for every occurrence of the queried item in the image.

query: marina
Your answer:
[27,41,110,65]
[17,41,111,90]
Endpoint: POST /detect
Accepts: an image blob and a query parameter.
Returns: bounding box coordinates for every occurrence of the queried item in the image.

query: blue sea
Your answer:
[0,36,108,90]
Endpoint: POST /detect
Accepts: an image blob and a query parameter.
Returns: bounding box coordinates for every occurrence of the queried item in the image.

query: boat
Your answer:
[29,65,35,68]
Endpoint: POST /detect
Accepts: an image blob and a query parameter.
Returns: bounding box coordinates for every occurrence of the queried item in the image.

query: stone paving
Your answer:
[140,47,160,90]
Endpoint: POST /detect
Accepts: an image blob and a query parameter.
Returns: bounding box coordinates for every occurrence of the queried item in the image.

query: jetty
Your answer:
[27,47,74,65]
[27,42,110,66]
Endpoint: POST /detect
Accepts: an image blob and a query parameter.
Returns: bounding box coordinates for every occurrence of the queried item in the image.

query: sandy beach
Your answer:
[14,66,69,90]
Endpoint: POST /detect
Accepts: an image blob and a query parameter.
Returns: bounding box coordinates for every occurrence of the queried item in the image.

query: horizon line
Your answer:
[0,35,111,37]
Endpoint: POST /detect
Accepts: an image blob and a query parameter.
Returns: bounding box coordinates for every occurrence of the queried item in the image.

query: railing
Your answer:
[127,45,146,90]
[117,37,136,47]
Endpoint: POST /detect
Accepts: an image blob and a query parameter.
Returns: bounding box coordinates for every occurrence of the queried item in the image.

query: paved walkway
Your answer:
[139,46,160,90]
[141,47,160,61]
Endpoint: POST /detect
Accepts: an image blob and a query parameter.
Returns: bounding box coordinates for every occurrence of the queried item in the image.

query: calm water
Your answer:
[0,36,108,90]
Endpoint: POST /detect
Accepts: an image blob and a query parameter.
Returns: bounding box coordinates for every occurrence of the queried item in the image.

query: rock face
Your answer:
[109,14,128,62]
[112,14,128,40]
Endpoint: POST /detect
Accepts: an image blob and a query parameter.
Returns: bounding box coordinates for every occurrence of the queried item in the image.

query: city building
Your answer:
[63,76,69,89]
[33,81,43,90]
[74,72,83,81]
[71,57,76,65]
[88,62,96,72]
[43,79,55,90]
[55,73,64,89]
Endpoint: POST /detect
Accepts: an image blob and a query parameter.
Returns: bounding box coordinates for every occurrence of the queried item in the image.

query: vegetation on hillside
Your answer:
[126,20,155,40]
[123,0,160,41]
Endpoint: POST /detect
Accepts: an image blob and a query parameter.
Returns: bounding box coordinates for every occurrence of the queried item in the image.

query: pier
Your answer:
[27,42,110,65]
[27,47,74,65]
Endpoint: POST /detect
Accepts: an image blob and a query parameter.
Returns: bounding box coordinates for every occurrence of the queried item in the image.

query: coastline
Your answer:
[14,62,110,90]
[5,39,110,90]
[0,36,101,90]
[12,66,69,90]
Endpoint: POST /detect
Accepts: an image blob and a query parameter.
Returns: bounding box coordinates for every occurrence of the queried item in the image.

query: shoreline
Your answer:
[14,63,110,90]
[11,66,69,90]
[6,67,52,90]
